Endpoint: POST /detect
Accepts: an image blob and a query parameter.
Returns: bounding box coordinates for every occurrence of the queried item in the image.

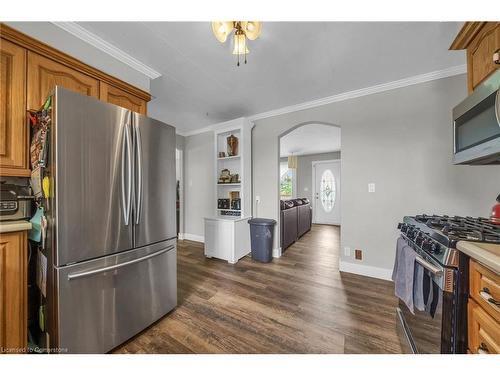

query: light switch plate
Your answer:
[368,183,375,193]
[344,247,351,257]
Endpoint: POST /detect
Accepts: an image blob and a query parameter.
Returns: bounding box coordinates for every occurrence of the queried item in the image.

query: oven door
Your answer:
[396,264,457,354]
[396,295,444,354]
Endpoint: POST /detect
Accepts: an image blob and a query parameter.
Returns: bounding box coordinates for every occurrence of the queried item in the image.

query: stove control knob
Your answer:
[421,239,431,251]
[431,242,441,253]
[415,232,424,245]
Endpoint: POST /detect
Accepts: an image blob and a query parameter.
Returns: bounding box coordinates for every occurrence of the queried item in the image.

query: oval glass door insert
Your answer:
[320,169,336,212]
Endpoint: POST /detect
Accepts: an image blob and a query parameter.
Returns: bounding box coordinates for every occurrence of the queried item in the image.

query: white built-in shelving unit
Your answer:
[204,118,253,263]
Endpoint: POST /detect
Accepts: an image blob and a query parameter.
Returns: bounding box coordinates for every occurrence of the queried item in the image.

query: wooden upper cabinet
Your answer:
[0,231,28,353]
[100,82,147,114]
[450,22,500,92]
[27,51,99,110]
[0,39,29,176]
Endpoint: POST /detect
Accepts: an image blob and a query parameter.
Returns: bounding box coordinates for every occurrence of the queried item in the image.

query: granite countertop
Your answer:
[0,220,32,234]
[456,241,500,274]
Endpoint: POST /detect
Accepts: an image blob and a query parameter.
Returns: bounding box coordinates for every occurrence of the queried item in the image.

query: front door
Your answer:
[313,160,341,225]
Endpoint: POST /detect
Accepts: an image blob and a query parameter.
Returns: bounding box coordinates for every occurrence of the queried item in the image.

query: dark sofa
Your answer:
[280,198,312,252]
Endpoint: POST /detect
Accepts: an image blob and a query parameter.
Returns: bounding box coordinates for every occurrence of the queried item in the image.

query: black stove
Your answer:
[398,214,500,268]
[395,214,500,354]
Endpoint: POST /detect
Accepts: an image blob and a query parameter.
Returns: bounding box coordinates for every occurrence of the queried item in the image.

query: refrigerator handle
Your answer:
[121,112,133,225]
[134,115,143,225]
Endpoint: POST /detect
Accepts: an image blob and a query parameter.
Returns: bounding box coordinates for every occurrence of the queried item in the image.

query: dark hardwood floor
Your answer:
[114,224,402,354]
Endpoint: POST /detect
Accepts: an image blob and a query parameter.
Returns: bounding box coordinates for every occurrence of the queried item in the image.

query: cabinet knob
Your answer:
[478,342,489,354]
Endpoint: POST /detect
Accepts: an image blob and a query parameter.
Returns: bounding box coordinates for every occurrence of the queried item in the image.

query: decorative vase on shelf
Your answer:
[227,134,239,156]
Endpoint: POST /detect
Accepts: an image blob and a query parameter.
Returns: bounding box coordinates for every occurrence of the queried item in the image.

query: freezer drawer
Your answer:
[55,239,177,353]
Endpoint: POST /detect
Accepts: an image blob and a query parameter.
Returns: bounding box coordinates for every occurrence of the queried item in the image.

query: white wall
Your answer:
[6,22,150,92]
[183,131,214,239]
[252,74,500,273]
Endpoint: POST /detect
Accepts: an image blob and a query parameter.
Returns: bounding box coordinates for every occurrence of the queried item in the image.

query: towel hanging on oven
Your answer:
[392,236,417,313]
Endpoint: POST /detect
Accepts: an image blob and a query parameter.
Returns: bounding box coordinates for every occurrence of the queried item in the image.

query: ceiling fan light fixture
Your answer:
[211,21,234,43]
[232,32,249,55]
[211,21,261,66]
[243,21,262,40]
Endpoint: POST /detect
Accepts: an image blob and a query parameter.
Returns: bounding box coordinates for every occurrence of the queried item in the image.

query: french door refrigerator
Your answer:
[45,87,177,353]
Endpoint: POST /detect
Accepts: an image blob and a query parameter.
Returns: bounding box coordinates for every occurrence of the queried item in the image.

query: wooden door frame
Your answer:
[312,159,341,225]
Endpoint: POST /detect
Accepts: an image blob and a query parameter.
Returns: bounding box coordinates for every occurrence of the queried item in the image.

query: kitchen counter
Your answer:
[0,220,32,234]
[456,241,500,274]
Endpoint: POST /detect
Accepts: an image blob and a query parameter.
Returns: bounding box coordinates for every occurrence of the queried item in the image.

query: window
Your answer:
[320,169,336,212]
[280,162,296,200]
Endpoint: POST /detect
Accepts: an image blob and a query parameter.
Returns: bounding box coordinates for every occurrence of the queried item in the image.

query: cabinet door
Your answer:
[0,231,27,353]
[0,39,29,176]
[99,82,147,114]
[468,299,500,354]
[27,51,99,110]
[469,23,500,90]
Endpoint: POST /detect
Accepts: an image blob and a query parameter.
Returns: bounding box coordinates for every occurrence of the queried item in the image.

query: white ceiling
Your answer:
[280,124,341,157]
[72,22,465,133]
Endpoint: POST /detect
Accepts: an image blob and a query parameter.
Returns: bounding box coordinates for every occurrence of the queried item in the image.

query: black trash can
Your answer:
[248,218,276,263]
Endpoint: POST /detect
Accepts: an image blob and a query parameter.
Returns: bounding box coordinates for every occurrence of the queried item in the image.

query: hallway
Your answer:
[115,225,401,353]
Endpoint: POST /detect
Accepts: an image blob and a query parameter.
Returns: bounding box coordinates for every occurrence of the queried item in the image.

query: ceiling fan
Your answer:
[211,21,262,66]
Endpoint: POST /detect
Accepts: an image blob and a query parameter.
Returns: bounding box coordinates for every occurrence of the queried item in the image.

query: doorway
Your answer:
[312,160,341,225]
[277,122,341,256]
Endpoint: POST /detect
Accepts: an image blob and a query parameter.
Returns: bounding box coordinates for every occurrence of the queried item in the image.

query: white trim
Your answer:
[179,117,254,137]
[339,259,392,281]
[182,233,205,243]
[177,233,185,240]
[272,247,282,258]
[176,148,184,238]
[51,22,162,80]
[178,64,466,136]
[248,65,466,121]
[312,159,341,225]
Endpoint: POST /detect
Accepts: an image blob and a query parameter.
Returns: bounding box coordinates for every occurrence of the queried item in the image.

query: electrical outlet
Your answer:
[355,249,363,260]
[344,247,351,257]
[368,183,375,193]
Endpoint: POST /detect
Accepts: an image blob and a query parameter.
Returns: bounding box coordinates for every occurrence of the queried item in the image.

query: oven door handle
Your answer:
[416,256,443,276]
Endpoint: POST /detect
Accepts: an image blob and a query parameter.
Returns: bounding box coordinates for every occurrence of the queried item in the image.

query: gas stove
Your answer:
[398,215,500,268]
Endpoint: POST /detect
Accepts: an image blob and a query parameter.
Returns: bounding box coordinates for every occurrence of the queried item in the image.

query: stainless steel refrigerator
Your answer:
[45,87,177,353]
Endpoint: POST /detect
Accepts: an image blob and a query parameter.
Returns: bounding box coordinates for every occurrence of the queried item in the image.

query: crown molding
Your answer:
[51,22,162,80]
[177,64,466,137]
[248,64,467,122]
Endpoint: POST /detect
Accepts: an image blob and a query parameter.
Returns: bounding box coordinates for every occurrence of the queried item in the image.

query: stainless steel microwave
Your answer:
[453,69,500,165]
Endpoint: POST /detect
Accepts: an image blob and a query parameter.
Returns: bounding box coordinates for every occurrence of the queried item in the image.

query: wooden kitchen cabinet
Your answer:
[0,231,28,353]
[468,299,500,354]
[0,23,152,177]
[450,22,500,92]
[467,259,500,354]
[0,40,29,177]
[100,82,147,114]
[27,51,100,110]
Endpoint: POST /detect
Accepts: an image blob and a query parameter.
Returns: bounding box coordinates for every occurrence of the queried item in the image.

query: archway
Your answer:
[277,121,341,257]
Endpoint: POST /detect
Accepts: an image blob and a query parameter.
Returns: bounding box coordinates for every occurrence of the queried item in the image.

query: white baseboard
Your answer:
[272,247,282,258]
[182,233,205,243]
[339,259,392,281]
